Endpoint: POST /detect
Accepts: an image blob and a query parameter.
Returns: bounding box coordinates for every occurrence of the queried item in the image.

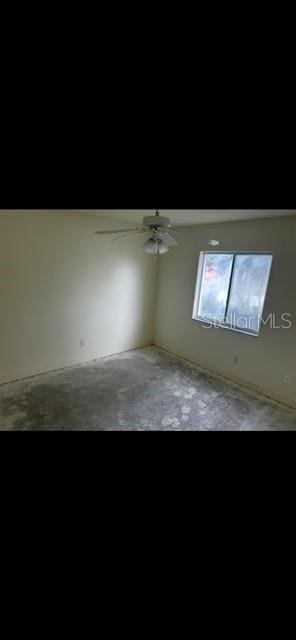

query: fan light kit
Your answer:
[95,211,220,255]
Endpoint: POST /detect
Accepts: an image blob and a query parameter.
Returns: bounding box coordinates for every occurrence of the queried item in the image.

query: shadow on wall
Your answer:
[106,243,155,347]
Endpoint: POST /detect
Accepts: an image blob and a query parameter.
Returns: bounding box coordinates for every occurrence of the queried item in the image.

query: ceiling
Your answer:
[2,210,295,227]
[91,210,296,227]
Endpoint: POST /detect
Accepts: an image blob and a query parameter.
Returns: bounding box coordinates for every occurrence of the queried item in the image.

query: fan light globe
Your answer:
[157,241,169,255]
[143,238,169,255]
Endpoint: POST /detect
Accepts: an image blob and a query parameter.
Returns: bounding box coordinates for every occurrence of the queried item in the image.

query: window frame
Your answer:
[192,251,274,337]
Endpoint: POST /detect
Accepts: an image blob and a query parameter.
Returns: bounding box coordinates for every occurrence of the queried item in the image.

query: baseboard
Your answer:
[0,342,154,387]
[153,342,296,414]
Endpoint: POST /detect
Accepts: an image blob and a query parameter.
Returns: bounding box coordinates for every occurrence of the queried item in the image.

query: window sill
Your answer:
[192,316,260,338]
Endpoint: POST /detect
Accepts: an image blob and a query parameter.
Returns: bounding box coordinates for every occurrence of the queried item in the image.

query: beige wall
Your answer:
[0,212,157,384]
[155,216,296,407]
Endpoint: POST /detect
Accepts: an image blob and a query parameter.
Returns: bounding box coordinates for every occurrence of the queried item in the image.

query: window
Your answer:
[192,253,273,336]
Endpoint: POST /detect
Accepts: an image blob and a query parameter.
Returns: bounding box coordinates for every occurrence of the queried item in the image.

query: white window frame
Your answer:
[192,252,274,337]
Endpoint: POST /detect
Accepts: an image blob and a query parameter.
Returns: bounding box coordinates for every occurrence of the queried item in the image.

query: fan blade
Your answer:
[161,231,178,247]
[110,230,149,243]
[170,229,220,246]
[95,227,142,236]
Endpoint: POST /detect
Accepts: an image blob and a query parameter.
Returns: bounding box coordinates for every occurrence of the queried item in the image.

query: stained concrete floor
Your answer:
[0,347,295,431]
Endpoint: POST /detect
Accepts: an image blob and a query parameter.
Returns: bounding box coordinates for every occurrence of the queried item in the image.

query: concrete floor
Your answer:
[0,347,295,431]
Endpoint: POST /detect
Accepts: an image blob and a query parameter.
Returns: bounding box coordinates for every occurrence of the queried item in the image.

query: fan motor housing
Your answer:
[143,215,171,228]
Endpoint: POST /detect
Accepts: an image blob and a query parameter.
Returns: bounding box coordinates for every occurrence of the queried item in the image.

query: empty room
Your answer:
[0,209,295,431]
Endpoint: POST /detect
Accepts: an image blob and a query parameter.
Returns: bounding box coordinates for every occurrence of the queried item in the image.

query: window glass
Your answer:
[198,254,234,321]
[226,255,273,334]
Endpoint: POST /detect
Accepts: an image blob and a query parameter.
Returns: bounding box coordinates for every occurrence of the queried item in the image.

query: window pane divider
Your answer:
[223,254,236,323]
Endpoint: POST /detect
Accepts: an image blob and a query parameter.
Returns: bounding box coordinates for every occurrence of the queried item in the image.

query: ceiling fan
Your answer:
[95,211,220,255]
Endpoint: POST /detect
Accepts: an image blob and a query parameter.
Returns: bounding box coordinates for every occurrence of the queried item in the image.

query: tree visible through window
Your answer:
[193,253,273,336]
